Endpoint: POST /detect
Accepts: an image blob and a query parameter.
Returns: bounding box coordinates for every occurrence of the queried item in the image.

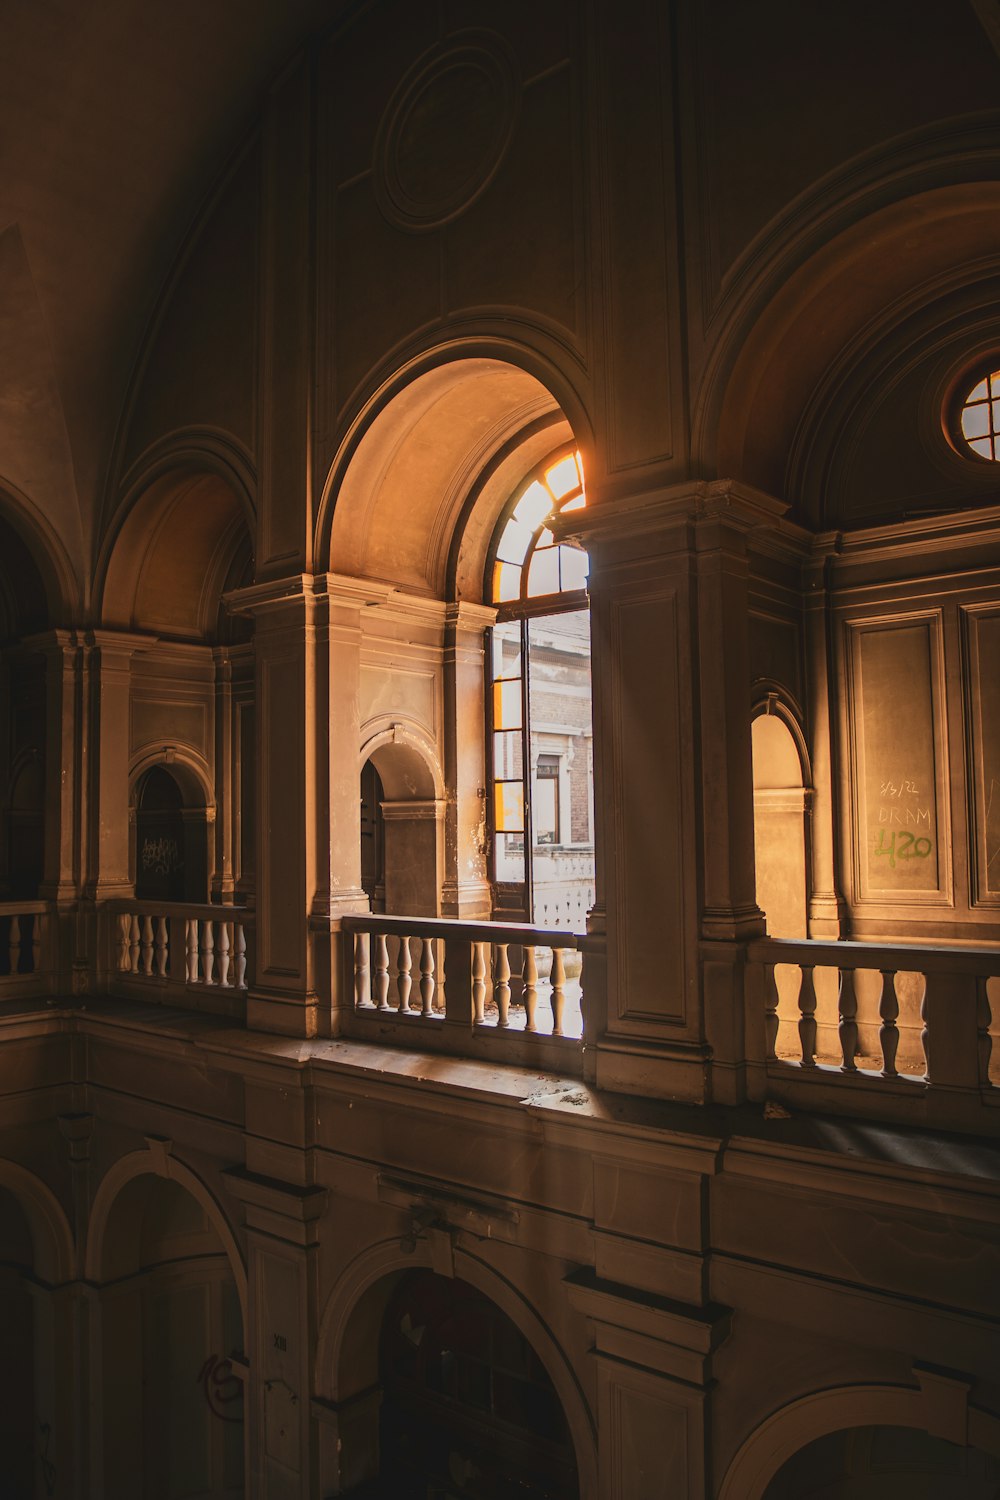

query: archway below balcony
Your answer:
[360,728,443,919]
[131,757,214,904]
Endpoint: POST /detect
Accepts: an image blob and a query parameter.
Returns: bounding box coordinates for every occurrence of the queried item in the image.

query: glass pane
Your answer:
[496,516,534,566]
[988,371,1000,397]
[513,480,554,530]
[494,780,524,833]
[492,730,523,779]
[495,831,525,885]
[560,494,585,513]
[491,621,521,678]
[545,452,582,500]
[969,377,988,402]
[493,560,521,603]
[527,546,560,596]
[559,545,589,591]
[527,609,595,931]
[493,677,522,730]
[963,403,990,439]
[970,436,993,458]
[992,398,1000,433]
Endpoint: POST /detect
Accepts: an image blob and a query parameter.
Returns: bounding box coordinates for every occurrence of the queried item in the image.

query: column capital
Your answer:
[554,478,789,554]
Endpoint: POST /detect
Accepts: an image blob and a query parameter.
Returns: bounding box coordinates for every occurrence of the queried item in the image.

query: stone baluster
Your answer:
[396,935,412,1012]
[522,946,538,1032]
[234,923,247,990]
[374,934,390,1010]
[201,920,215,985]
[878,968,899,1077]
[472,941,487,1023]
[763,962,780,1059]
[919,973,930,1079]
[155,916,168,977]
[140,916,154,976]
[118,913,131,972]
[797,966,817,1066]
[128,915,140,974]
[217,922,231,987]
[354,931,370,1009]
[185,920,198,983]
[494,943,510,1027]
[419,937,435,1016]
[30,913,42,976]
[838,967,858,1071]
[551,948,566,1037]
[977,976,993,1087]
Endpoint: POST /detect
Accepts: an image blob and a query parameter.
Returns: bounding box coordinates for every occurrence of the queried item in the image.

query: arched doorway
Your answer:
[134,764,209,903]
[751,708,809,942]
[369,1269,579,1500]
[95,1172,245,1500]
[0,1186,37,1497]
[762,1424,1000,1499]
[360,759,386,913]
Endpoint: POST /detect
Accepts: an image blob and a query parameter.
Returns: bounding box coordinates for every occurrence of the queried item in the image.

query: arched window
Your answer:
[486,451,594,927]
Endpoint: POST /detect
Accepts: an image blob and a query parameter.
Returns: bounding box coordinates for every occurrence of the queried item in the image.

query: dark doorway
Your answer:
[378,1270,578,1500]
[135,766,206,902]
[360,760,385,913]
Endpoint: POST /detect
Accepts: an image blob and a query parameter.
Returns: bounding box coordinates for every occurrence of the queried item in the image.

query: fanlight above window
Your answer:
[491,451,588,605]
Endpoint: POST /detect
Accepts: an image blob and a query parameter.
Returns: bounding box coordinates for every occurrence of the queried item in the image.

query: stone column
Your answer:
[84,630,151,899]
[225,578,326,1036]
[804,553,848,938]
[441,602,495,921]
[25,629,81,904]
[560,482,780,1104]
[224,1169,327,1500]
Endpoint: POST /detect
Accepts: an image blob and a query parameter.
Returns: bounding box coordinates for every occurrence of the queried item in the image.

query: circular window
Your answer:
[957,366,1000,461]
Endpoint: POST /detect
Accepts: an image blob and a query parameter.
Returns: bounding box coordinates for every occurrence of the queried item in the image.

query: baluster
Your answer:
[374,934,390,1010]
[396,935,412,1012]
[201,920,215,985]
[763,963,780,1060]
[976,976,992,1087]
[31,914,42,976]
[354,931,370,1009]
[234,923,247,990]
[494,943,510,1026]
[140,915,154,976]
[217,922,231,987]
[185,920,198,983]
[472,941,486,1023]
[878,969,899,1077]
[435,941,446,1014]
[551,948,566,1037]
[919,973,930,1080]
[838,967,858,1071]
[155,916,168,978]
[797,966,817,1066]
[419,937,435,1016]
[128,915,140,975]
[118,913,131,972]
[522,946,538,1032]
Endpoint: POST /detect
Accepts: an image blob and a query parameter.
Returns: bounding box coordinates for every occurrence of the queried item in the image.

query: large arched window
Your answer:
[487,450,594,927]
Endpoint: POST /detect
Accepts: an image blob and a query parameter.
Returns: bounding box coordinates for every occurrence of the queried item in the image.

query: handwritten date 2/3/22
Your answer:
[873,829,932,868]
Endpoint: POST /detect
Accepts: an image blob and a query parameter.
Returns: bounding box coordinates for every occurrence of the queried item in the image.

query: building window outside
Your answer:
[486,452,595,928]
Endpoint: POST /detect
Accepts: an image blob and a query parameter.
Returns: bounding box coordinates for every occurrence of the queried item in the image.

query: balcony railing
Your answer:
[106,901,254,1017]
[0,901,55,999]
[746,937,1000,1135]
[340,914,592,1074]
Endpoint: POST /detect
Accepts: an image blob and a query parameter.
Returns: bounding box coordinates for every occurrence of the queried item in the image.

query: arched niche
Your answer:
[751,707,810,942]
[315,1239,596,1500]
[100,467,253,643]
[0,1162,75,1497]
[322,354,577,598]
[86,1152,247,1500]
[132,760,213,903]
[720,1384,1000,1500]
[360,731,443,918]
[705,180,1000,527]
[762,1422,1000,1499]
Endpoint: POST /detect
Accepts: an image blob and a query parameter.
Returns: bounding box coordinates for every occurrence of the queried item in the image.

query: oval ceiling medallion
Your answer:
[374,34,519,232]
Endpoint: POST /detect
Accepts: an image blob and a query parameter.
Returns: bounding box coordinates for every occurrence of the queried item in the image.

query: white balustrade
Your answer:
[344,914,588,1049]
[110,902,253,995]
[747,937,1000,1134]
